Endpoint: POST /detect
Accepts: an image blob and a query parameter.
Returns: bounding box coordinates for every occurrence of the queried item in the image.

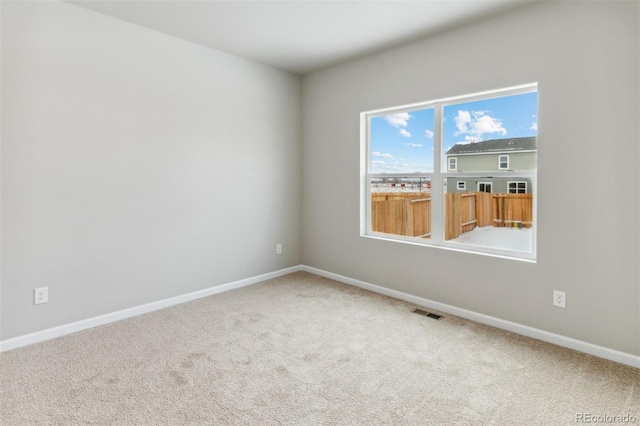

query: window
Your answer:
[477,182,492,193]
[448,157,457,171]
[499,155,509,170]
[362,84,537,260]
[508,181,527,194]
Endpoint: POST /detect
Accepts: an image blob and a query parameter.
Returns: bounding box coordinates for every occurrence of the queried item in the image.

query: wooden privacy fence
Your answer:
[372,191,532,240]
[492,193,533,228]
[371,193,431,238]
[444,192,478,241]
[443,192,532,240]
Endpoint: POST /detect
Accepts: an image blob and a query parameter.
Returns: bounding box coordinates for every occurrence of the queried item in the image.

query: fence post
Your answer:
[404,198,413,236]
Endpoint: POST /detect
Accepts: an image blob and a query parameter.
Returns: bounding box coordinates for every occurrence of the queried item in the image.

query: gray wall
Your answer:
[2,0,638,359]
[1,2,302,339]
[446,178,532,194]
[451,152,537,172]
[302,1,639,355]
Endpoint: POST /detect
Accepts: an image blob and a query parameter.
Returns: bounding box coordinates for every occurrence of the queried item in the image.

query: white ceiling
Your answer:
[68,0,530,75]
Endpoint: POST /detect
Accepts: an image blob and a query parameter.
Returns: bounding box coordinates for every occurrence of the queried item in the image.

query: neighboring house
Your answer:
[444,136,536,193]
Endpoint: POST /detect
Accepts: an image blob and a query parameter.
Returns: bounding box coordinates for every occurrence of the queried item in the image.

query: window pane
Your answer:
[370,108,434,174]
[443,92,537,173]
[499,155,509,170]
[507,181,528,194]
[441,91,536,254]
[371,177,431,239]
[444,177,533,253]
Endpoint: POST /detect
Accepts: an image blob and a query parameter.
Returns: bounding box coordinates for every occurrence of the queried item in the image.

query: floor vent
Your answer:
[412,308,443,320]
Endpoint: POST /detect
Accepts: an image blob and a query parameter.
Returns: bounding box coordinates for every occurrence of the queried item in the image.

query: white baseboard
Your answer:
[0,265,302,353]
[300,265,640,369]
[3,264,638,369]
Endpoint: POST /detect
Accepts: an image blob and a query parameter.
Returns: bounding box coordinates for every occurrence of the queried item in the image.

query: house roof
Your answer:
[445,137,537,155]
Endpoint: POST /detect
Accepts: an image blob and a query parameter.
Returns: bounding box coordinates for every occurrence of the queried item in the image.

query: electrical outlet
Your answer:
[276,244,282,255]
[34,287,48,305]
[553,290,565,308]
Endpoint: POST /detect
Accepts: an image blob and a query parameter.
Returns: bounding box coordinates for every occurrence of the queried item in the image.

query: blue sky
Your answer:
[370,92,537,173]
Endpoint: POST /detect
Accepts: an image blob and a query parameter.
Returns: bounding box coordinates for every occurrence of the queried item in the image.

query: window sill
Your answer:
[362,232,537,263]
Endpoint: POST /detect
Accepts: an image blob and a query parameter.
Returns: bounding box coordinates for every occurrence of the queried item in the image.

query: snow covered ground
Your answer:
[450,226,532,252]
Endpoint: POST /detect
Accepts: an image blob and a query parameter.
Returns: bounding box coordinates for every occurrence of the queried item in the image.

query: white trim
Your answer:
[447,149,537,157]
[448,157,457,171]
[300,266,640,369]
[477,181,492,193]
[360,112,370,236]
[363,232,535,262]
[364,83,537,117]
[362,85,537,261]
[442,171,534,178]
[0,265,302,352]
[456,181,466,190]
[498,154,509,170]
[508,180,528,193]
[3,265,637,368]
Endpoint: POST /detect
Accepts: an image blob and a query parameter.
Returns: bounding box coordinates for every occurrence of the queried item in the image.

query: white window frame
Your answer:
[361,83,537,262]
[499,155,509,170]
[457,181,466,191]
[508,181,527,194]
[477,182,493,193]
[448,157,457,171]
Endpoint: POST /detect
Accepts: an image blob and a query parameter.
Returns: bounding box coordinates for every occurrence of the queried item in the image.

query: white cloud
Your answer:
[371,151,395,160]
[454,109,507,139]
[530,122,538,131]
[474,115,506,135]
[424,129,434,139]
[464,135,484,142]
[399,129,412,138]
[371,160,386,166]
[404,142,423,147]
[384,112,411,128]
[454,110,471,133]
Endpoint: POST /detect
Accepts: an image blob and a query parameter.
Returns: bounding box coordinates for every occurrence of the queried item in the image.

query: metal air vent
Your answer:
[412,308,443,320]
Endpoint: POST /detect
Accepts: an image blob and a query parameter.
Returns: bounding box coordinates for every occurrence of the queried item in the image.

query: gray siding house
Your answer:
[445,136,536,193]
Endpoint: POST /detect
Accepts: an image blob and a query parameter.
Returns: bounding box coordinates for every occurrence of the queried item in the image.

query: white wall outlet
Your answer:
[276,244,282,255]
[34,287,48,305]
[553,290,566,308]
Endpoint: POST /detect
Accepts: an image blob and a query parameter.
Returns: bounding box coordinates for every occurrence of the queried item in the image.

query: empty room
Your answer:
[1,0,639,424]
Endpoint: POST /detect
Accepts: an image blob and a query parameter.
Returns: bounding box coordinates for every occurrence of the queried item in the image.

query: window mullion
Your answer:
[362,112,371,236]
[430,103,444,244]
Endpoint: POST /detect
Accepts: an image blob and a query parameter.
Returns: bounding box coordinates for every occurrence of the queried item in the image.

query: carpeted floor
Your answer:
[1,271,638,425]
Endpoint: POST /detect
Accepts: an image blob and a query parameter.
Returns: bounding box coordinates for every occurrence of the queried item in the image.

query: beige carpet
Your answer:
[1,271,638,425]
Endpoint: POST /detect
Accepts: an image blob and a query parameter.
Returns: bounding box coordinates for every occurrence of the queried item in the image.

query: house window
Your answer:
[477,182,492,193]
[499,155,509,170]
[508,181,527,194]
[362,84,537,260]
